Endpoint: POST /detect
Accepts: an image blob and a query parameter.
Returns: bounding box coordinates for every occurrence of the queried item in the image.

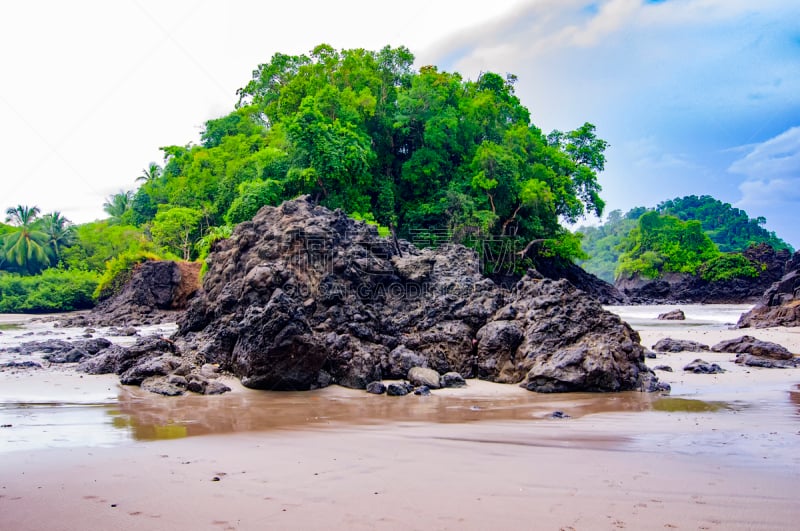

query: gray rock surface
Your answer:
[407,367,441,389]
[683,359,725,374]
[657,309,685,320]
[711,336,793,360]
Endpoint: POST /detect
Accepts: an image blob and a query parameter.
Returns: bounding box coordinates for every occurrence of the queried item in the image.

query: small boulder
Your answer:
[683,359,725,374]
[204,380,231,395]
[657,309,686,320]
[407,367,441,389]
[653,338,710,353]
[366,381,387,395]
[386,383,409,396]
[413,385,431,396]
[141,376,184,396]
[653,365,673,372]
[440,372,466,388]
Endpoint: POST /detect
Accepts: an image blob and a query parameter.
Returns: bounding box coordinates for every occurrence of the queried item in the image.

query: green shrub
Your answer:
[94,251,162,301]
[0,269,100,313]
[699,253,759,282]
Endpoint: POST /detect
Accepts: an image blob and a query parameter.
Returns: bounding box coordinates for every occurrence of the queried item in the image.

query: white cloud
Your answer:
[731,127,800,205]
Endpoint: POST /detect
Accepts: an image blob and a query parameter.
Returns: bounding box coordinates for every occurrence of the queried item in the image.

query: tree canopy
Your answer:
[127,44,608,265]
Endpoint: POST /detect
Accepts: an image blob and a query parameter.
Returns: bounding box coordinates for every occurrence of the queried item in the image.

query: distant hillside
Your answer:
[577,195,792,282]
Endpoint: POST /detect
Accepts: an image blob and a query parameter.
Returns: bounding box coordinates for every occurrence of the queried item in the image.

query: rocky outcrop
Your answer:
[58,261,202,327]
[738,251,800,328]
[531,259,626,305]
[711,335,798,368]
[683,359,724,374]
[174,197,663,394]
[616,244,791,304]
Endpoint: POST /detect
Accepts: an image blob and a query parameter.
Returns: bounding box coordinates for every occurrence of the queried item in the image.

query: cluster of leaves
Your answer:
[122,44,608,264]
[0,269,99,313]
[578,196,792,281]
[657,195,791,253]
[616,212,719,279]
[0,206,75,275]
[698,253,760,282]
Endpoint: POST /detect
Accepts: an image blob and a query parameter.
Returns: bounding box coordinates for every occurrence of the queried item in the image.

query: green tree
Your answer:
[2,205,52,274]
[150,207,203,260]
[40,211,75,265]
[103,190,135,221]
[136,162,162,183]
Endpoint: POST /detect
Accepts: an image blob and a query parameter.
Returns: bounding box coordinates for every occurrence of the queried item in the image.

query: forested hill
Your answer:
[578,195,792,282]
[1,44,610,312]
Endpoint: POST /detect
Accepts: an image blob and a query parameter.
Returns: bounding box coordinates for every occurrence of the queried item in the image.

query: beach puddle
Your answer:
[652,397,733,413]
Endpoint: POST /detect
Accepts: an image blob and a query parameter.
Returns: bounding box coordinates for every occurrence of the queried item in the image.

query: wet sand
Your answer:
[1,309,799,530]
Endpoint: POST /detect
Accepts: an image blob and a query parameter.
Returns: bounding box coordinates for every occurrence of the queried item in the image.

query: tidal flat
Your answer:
[1,306,798,530]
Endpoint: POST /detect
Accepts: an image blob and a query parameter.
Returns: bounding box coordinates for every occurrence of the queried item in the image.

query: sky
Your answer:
[1,0,799,247]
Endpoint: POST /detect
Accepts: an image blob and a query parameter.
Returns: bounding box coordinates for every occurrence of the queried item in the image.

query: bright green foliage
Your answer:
[0,269,99,313]
[94,251,162,301]
[40,211,75,265]
[128,45,608,264]
[577,209,640,282]
[60,221,155,273]
[1,205,52,274]
[350,212,391,237]
[150,207,203,260]
[103,191,135,223]
[196,224,233,264]
[616,212,719,279]
[699,253,760,282]
[656,195,792,253]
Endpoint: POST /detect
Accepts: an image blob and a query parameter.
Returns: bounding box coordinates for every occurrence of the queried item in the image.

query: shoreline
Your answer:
[1,307,799,529]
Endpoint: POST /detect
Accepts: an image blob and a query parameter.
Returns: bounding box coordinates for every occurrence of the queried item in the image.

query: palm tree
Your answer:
[2,205,51,274]
[41,211,75,265]
[103,190,134,220]
[136,162,162,183]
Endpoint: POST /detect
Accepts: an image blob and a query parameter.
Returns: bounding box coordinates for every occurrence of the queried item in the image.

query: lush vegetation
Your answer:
[0,269,98,313]
[127,44,608,268]
[578,196,792,282]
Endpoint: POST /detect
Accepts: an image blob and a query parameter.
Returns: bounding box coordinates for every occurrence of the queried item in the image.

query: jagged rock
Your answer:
[441,372,466,388]
[119,355,181,386]
[386,383,409,396]
[711,336,793,360]
[653,365,673,372]
[652,338,710,353]
[366,381,387,394]
[173,197,662,394]
[658,309,685,320]
[617,244,791,304]
[59,261,201,327]
[382,346,427,379]
[738,251,800,328]
[407,367,441,389]
[683,359,725,374]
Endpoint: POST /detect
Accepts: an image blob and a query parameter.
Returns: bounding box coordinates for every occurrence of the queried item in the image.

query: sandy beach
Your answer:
[1,305,799,530]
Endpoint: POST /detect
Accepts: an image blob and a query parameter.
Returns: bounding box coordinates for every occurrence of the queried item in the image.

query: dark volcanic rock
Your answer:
[653,365,673,372]
[173,197,662,394]
[711,336,793,360]
[441,372,466,388]
[530,258,626,305]
[652,338,710,353]
[60,261,201,327]
[617,244,791,304]
[366,381,387,394]
[683,359,725,374]
[734,354,798,369]
[413,385,431,396]
[738,251,800,328]
[386,383,410,396]
[657,309,685,321]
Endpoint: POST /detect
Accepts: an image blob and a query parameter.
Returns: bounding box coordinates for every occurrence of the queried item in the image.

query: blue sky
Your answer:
[426,0,800,247]
[1,0,798,247]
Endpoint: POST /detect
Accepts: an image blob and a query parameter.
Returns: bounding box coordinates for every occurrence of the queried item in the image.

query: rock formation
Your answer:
[738,251,800,328]
[711,335,798,368]
[58,261,201,327]
[616,244,791,304]
[174,197,664,394]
